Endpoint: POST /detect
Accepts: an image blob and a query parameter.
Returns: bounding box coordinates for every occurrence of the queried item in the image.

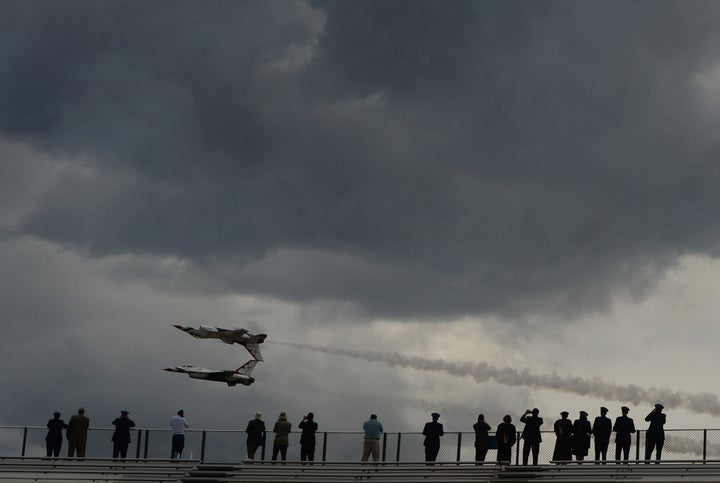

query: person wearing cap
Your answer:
[473,414,492,462]
[571,411,592,461]
[66,407,90,458]
[298,412,318,461]
[45,411,67,457]
[422,412,444,462]
[613,406,635,461]
[170,409,189,459]
[592,407,612,462]
[272,412,291,461]
[245,411,266,460]
[496,415,517,465]
[552,411,572,462]
[111,410,136,459]
[644,404,666,462]
[520,408,543,465]
[361,414,384,462]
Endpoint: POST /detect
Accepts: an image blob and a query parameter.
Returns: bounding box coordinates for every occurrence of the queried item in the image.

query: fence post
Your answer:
[322,432,328,462]
[144,429,149,459]
[135,430,141,459]
[396,432,402,462]
[21,427,27,457]
[382,433,388,461]
[201,430,207,463]
[456,433,462,462]
[635,430,640,461]
[704,429,708,461]
[515,432,520,465]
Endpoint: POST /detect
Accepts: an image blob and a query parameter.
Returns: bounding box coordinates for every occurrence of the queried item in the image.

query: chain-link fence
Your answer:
[5,427,720,464]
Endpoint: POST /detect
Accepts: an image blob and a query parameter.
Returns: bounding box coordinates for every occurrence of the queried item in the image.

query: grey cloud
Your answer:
[3,1,720,319]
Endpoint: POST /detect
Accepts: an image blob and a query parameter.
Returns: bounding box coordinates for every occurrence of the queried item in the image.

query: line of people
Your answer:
[474,403,667,465]
[44,408,138,459]
[44,403,667,464]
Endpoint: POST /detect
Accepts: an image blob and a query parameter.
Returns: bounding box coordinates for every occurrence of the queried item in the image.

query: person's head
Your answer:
[53,412,61,419]
[370,414,377,420]
[177,410,184,417]
[121,410,129,418]
[503,415,512,423]
[531,408,539,416]
[600,407,608,415]
[655,403,664,412]
[477,414,484,421]
[306,412,314,421]
[78,408,85,415]
[254,411,262,419]
[621,406,630,415]
[279,412,287,420]
[579,411,588,419]
[431,412,440,421]
[560,411,569,419]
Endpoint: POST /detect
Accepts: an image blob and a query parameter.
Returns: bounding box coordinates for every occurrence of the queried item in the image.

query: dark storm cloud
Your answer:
[3,1,720,318]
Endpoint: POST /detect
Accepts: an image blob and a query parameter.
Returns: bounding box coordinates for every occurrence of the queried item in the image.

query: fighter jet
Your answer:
[164,360,258,387]
[173,325,267,361]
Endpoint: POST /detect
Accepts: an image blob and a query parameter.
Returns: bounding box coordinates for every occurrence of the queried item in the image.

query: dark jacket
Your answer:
[553,418,573,460]
[66,414,90,441]
[298,419,318,446]
[645,411,666,442]
[496,423,517,449]
[592,416,612,444]
[111,417,136,445]
[422,421,444,448]
[246,419,266,445]
[473,420,491,449]
[613,415,636,444]
[46,418,67,443]
[273,419,292,446]
[571,419,592,456]
[520,414,543,443]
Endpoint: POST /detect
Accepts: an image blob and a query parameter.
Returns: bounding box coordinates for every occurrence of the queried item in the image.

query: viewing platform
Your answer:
[4,458,720,482]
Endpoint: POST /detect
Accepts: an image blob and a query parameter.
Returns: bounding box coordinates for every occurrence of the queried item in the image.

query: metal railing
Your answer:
[2,426,716,464]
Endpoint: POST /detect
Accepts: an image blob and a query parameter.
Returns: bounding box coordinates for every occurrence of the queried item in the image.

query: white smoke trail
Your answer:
[274,341,720,416]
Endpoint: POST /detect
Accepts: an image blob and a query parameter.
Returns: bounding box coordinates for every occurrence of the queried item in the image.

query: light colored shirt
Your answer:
[171,415,188,435]
[363,419,384,439]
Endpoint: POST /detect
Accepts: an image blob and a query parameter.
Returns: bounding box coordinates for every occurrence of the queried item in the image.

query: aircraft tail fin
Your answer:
[236,360,258,376]
[245,343,264,362]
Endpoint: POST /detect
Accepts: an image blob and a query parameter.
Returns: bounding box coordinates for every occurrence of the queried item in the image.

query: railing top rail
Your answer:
[8,426,720,437]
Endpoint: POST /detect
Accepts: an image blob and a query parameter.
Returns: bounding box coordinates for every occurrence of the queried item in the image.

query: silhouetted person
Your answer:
[298,412,318,461]
[111,410,135,459]
[473,414,492,462]
[592,407,612,462]
[66,407,89,458]
[613,406,635,461]
[496,415,517,465]
[245,411,266,460]
[272,412,291,461]
[170,409,188,459]
[45,412,67,457]
[571,411,592,461]
[552,411,572,462]
[361,413,384,462]
[520,408,543,465]
[422,412,444,462]
[644,404,666,462]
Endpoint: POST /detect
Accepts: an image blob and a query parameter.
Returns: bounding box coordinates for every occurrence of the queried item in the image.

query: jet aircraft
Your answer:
[164,360,258,387]
[173,324,267,361]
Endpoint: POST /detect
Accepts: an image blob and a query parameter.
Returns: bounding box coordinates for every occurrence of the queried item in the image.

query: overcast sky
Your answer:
[3,0,720,459]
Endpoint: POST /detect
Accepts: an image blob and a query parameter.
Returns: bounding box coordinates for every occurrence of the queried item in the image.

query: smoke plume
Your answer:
[275,342,720,416]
